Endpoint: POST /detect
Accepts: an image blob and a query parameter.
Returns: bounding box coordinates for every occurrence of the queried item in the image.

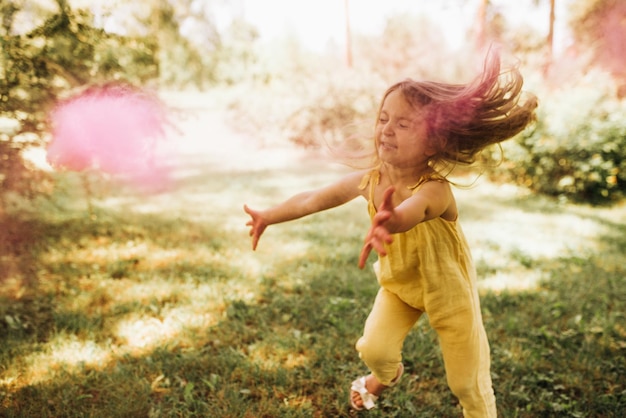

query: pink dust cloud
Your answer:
[47,84,174,191]
[596,2,626,79]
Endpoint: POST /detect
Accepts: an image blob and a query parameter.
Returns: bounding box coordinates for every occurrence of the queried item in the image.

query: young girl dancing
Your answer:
[244,51,537,416]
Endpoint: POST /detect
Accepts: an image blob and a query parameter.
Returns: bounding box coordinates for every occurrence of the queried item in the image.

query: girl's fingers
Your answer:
[372,211,391,229]
[358,240,389,269]
[371,224,393,244]
[358,203,394,268]
[251,227,264,250]
[358,230,392,268]
[370,239,387,256]
[358,244,372,269]
[244,204,263,250]
[379,186,395,212]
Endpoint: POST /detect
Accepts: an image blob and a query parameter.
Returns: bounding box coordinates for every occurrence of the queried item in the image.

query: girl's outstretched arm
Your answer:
[358,181,454,268]
[244,171,366,250]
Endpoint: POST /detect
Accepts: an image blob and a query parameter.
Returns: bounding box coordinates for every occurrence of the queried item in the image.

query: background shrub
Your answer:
[494,72,626,204]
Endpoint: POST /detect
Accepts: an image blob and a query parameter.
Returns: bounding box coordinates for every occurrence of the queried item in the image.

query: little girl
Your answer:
[244,51,537,416]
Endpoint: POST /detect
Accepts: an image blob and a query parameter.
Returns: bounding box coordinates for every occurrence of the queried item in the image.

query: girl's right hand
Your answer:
[244,205,267,250]
[358,186,395,268]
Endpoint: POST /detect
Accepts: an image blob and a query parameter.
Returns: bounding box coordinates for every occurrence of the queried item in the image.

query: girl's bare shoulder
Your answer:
[341,169,374,196]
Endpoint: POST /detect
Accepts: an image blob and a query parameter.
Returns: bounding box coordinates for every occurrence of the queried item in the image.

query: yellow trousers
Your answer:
[355,285,496,417]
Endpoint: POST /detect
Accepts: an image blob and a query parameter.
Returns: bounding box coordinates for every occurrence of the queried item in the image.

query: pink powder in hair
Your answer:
[47,84,172,190]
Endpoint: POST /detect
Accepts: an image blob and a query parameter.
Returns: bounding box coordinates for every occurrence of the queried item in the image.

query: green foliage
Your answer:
[495,75,626,204]
[155,1,261,89]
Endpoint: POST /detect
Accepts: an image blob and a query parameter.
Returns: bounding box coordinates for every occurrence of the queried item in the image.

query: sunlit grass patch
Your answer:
[454,177,626,294]
[114,310,197,354]
[1,332,114,392]
[244,326,313,371]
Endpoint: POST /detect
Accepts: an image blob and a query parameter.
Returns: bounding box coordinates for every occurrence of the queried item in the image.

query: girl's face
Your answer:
[375,89,433,169]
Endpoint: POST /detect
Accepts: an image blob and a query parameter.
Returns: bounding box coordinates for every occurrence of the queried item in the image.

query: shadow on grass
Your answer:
[1,167,625,417]
[0,200,371,417]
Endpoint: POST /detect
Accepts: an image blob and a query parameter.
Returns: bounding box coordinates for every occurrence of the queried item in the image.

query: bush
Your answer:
[495,73,626,204]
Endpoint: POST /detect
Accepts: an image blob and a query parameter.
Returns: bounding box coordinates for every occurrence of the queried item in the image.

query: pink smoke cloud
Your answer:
[47,84,173,190]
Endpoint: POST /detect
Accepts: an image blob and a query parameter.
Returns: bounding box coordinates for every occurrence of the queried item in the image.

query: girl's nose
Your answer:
[382,121,394,136]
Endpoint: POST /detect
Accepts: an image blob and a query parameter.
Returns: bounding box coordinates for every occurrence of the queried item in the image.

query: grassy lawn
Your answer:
[1,106,625,417]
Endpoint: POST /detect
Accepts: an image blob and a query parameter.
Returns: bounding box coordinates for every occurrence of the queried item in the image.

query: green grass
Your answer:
[1,154,625,417]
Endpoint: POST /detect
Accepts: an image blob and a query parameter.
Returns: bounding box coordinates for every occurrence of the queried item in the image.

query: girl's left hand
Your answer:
[244,204,267,251]
[358,186,395,269]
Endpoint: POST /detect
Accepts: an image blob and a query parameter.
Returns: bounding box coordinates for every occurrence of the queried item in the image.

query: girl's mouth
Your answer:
[379,141,396,150]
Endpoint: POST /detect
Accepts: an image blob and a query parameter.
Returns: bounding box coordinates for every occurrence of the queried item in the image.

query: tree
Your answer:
[546,0,556,58]
[475,0,489,48]
[536,0,557,73]
[142,0,259,88]
[344,0,353,68]
[0,0,158,213]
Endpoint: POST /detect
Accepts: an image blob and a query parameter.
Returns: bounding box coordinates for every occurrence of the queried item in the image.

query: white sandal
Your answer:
[349,363,404,410]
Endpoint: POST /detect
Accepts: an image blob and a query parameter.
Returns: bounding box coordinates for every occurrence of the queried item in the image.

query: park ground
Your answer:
[1,92,625,417]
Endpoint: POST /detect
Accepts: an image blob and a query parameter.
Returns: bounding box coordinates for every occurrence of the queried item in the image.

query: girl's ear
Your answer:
[426,135,446,157]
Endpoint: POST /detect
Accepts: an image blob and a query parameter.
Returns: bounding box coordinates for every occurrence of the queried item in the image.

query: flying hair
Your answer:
[375,49,538,169]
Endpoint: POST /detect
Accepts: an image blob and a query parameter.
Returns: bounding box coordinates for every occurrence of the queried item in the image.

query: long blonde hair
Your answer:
[374,50,538,169]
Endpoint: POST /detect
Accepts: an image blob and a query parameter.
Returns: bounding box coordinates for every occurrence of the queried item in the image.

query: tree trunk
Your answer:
[476,0,488,48]
[544,0,556,75]
[344,0,352,68]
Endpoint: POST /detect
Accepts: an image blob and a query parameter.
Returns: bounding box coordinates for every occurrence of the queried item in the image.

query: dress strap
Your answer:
[359,167,445,198]
[408,172,446,194]
[358,168,381,204]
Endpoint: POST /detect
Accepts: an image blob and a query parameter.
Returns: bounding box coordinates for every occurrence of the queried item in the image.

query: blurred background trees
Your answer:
[503,0,626,203]
[1,0,625,206]
[0,0,157,213]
